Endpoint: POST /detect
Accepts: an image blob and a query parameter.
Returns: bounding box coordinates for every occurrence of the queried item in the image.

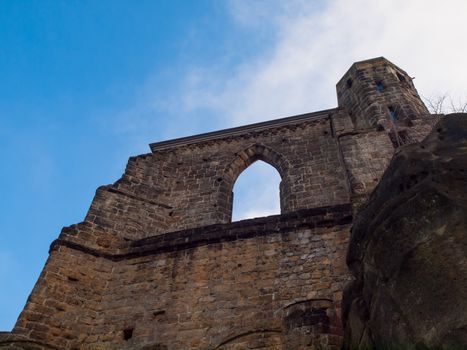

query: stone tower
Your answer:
[1,57,437,350]
[337,57,429,129]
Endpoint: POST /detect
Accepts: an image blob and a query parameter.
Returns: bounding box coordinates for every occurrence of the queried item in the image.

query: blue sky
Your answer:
[1,0,466,330]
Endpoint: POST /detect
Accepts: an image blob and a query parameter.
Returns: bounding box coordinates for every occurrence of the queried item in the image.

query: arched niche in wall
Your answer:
[214,329,282,349]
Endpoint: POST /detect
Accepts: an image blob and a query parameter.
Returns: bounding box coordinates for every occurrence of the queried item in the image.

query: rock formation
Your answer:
[343,114,467,349]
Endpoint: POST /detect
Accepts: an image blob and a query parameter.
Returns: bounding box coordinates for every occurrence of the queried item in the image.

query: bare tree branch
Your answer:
[423,94,447,114]
[423,94,467,114]
[449,97,467,113]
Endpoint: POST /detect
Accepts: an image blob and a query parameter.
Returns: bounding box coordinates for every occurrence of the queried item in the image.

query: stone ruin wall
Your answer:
[83,114,350,240]
[3,57,438,349]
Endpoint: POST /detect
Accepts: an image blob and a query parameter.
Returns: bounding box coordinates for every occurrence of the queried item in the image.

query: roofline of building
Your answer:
[336,56,411,87]
[149,107,338,152]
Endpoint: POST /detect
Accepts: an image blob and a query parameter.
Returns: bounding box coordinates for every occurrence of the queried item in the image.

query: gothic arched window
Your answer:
[231,160,281,221]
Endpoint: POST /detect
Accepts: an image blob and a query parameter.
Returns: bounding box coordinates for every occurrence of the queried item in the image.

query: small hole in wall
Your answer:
[123,328,133,341]
[388,106,398,120]
[216,177,223,182]
[153,310,166,317]
[396,72,406,83]
[169,211,174,217]
[346,78,352,88]
[67,276,79,282]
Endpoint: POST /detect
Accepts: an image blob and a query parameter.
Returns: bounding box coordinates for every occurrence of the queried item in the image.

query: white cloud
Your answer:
[178,0,467,126]
[114,0,467,147]
[234,209,279,221]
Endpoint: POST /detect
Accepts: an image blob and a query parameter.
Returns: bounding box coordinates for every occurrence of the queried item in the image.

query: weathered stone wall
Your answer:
[12,246,113,349]
[8,207,352,350]
[84,114,350,241]
[97,208,351,349]
[4,57,439,349]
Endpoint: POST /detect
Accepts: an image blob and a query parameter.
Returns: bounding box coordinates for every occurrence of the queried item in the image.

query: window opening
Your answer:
[389,130,411,148]
[123,328,133,341]
[388,106,398,120]
[396,72,406,83]
[376,80,385,92]
[232,160,281,221]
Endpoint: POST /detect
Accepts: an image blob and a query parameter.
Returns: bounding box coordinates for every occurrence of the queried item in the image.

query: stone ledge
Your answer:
[0,332,58,350]
[105,185,173,209]
[149,108,337,152]
[50,203,352,261]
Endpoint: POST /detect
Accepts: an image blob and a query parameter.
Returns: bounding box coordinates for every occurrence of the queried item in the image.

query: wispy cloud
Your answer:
[113,0,467,148]
[114,0,466,142]
[176,0,467,126]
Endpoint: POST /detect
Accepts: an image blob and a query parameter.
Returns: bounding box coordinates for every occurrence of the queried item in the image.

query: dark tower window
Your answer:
[376,81,385,92]
[396,72,406,83]
[346,78,352,88]
[389,130,411,148]
[388,106,398,120]
[123,328,134,341]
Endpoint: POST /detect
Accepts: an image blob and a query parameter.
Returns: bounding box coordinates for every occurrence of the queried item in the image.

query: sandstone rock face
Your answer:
[343,114,467,349]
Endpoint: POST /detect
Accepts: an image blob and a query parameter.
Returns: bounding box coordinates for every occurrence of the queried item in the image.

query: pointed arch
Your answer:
[217,144,293,222]
[223,144,290,184]
[231,160,281,221]
[214,328,282,349]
